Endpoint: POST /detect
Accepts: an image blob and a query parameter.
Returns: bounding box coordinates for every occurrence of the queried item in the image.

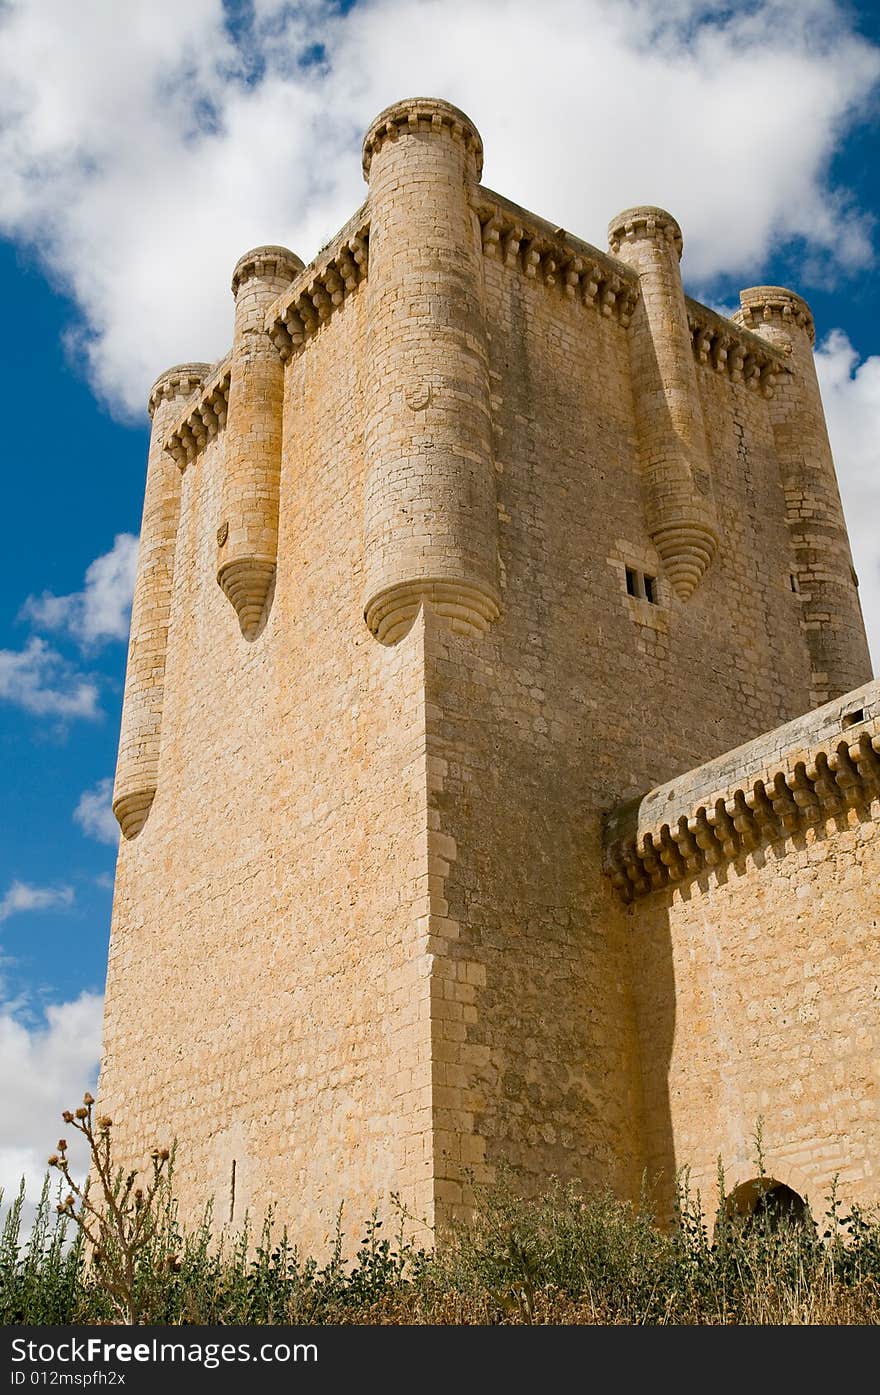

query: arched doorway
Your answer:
[726,1177,809,1230]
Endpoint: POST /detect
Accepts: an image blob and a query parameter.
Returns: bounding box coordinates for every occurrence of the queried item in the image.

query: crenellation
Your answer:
[605,679,880,900]
[267,210,369,361]
[164,358,231,468]
[474,188,639,325]
[685,297,788,396]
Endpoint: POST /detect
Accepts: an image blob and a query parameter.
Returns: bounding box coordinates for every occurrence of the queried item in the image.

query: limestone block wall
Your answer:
[101,285,442,1250]
[101,96,876,1244]
[735,287,871,706]
[410,187,839,1216]
[609,681,880,1214]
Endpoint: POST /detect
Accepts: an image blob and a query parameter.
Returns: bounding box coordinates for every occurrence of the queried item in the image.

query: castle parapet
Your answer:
[473,188,639,324]
[266,207,369,361]
[113,362,211,838]
[217,244,303,638]
[609,207,719,601]
[164,356,231,468]
[734,286,871,705]
[605,679,880,900]
[361,98,501,644]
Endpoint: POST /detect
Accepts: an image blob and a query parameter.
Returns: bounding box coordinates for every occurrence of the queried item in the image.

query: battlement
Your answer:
[266,205,369,361]
[164,357,231,468]
[148,362,212,419]
[361,97,483,179]
[685,297,789,396]
[734,285,815,346]
[608,205,684,259]
[605,679,880,901]
[474,187,639,325]
[231,245,304,299]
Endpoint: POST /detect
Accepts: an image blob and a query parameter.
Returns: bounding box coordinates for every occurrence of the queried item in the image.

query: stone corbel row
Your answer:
[267,221,369,362]
[475,197,639,327]
[686,300,789,399]
[164,360,231,469]
[735,289,815,345]
[605,726,880,903]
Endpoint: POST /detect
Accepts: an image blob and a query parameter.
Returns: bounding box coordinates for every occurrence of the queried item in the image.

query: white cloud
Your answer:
[0,991,103,1224]
[74,778,119,847]
[22,534,139,650]
[0,0,876,417]
[0,881,74,924]
[0,637,100,720]
[815,329,880,673]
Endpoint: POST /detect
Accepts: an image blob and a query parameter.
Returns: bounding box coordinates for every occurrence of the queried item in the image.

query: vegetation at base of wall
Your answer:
[2,1100,879,1325]
[4,1178,880,1325]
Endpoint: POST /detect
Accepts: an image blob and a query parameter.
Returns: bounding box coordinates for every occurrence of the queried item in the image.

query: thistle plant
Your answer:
[48,1092,172,1324]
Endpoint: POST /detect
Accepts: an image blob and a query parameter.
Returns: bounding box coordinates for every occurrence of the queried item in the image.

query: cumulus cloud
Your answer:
[74,778,119,847]
[0,991,103,1221]
[0,0,877,417]
[815,330,880,672]
[0,639,100,720]
[22,534,139,650]
[0,881,74,924]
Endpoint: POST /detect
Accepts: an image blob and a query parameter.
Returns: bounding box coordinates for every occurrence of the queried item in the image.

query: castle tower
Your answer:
[734,286,871,705]
[217,245,304,637]
[112,363,210,837]
[100,99,879,1249]
[608,207,718,599]
[361,99,500,644]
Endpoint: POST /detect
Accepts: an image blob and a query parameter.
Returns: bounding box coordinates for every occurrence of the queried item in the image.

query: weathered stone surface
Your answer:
[101,96,878,1251]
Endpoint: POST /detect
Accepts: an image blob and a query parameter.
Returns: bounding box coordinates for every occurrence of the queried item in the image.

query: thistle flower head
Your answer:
[83,1092,94,1105]
[57,1139,67,1152]
[75,1107,88,1120]
[62,1111,74,1124]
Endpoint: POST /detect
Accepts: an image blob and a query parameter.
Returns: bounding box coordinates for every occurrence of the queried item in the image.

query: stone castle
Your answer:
[99,98,880,1243]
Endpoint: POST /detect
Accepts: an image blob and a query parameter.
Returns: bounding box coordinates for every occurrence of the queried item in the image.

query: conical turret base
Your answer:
[113,787,156,840]
[653,524,717,601]
[218,558,275,639]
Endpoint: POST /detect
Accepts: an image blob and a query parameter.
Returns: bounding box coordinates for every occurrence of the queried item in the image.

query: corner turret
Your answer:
[609,207,718,600]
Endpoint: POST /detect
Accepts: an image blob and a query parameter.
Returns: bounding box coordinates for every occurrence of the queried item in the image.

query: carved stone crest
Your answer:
[405,384,431,411]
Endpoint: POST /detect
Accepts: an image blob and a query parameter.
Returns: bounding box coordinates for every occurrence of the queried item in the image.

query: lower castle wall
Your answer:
[630,775,880,1221]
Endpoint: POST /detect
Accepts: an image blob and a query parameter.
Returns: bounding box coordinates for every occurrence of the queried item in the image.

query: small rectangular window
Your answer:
[644,574,656,604]
[790,573,800,593]
[625,566,639,598]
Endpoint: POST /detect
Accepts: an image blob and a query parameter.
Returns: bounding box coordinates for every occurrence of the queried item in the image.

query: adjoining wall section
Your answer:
[608,681,880,1214]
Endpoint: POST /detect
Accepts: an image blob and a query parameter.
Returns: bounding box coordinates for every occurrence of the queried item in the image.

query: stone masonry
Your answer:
[100,97,878,1248]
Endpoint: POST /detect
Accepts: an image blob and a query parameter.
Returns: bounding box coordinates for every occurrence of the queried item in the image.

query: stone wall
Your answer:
[614,683,880,1214]
[100,97,876,1247]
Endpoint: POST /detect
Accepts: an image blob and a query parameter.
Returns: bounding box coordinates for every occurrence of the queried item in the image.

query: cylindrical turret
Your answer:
[113,362,210,838]
[609,207,718,600]
[217,245,303,637]
[735,286,872,704]
[361,98,501,644]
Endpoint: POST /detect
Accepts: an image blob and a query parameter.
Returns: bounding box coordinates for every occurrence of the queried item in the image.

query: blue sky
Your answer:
[1,0,879,1201]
